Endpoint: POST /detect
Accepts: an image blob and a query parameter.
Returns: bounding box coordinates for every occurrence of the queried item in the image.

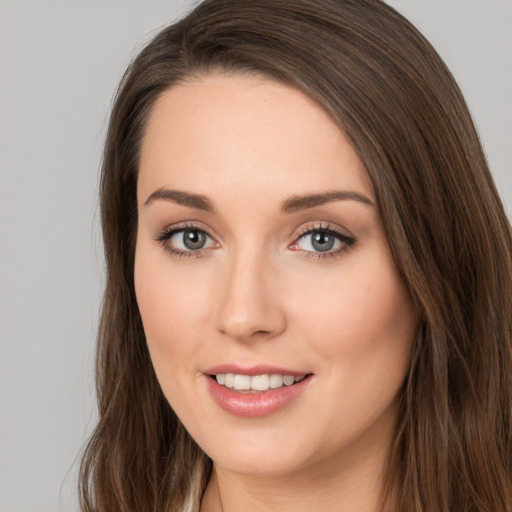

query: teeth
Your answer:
[251,374,270,391]
[283,375,295,386]
[224,373,234,388]
[269,374,283,388]
[233,374,251,390]
[215,373,307,391]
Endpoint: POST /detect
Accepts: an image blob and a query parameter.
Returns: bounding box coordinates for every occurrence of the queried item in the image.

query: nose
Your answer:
[215,248,287,342]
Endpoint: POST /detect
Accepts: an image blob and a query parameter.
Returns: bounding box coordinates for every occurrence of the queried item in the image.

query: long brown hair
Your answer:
[79,1,512,510]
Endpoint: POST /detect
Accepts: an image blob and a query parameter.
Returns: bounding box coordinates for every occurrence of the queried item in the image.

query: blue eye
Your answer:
[294,228,355,254]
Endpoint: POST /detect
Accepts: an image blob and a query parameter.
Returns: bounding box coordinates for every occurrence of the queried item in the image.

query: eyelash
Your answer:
[155,222,356,260]
[293,223,356,260]
[155,223,213,259]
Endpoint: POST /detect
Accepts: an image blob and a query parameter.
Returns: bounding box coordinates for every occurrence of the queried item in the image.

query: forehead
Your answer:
[138,73,373,205]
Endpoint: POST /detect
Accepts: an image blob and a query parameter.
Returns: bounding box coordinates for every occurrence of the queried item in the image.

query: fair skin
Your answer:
[135,74,417,512]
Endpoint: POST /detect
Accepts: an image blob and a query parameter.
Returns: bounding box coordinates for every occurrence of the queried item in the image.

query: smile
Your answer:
[204,368,313,418]
[214,373,306,392]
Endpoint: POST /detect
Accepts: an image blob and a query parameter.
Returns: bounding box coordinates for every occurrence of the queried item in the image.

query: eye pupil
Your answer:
[312,231,335,252]
[183,230,206,250]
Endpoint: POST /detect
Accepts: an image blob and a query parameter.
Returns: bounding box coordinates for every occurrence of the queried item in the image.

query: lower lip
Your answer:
[204,375,313,418]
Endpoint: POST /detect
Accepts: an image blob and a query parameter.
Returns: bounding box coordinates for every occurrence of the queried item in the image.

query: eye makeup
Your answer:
[154,219,357,261]
[289,222,356,260]
[155,222,217,259]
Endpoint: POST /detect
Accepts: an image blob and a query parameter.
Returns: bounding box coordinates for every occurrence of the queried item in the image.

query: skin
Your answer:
[135,74,417,512]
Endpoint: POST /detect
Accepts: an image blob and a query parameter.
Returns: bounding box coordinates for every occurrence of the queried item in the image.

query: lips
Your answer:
[203,365,313,418]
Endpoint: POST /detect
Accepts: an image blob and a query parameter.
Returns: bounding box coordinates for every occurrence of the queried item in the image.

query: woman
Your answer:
[79,1,512,511]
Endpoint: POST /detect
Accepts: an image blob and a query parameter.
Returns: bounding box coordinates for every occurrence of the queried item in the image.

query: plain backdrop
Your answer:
[0,1,510,511]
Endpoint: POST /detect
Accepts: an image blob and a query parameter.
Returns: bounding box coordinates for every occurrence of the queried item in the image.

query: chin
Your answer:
[211,446,308,477]
[191,420,328,477]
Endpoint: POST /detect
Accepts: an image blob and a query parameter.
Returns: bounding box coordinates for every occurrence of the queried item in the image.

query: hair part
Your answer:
[80,1,512,510]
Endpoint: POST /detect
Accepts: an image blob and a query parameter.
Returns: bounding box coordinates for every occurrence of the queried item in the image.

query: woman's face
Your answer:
[135,74,417,478]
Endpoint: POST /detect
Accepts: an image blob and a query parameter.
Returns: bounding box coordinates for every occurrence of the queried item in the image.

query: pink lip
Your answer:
[203,366,313,418]
[204,364,307,377]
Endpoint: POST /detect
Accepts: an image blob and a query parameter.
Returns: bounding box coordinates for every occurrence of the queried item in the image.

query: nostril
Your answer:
[252,330,270,337]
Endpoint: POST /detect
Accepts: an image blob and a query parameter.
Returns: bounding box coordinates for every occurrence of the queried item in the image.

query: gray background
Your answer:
[0,1,510,511]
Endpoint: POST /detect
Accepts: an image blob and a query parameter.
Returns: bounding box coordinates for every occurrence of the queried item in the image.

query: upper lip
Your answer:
[203,364,310,377]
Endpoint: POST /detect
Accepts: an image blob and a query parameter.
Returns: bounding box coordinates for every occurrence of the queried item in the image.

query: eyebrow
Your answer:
[281,190,374,213]
[144,188,215,212]
[143,187,373,213]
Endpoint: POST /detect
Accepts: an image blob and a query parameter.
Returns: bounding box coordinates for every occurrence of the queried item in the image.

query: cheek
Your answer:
[290,251,416,380]
[285,252,416,446]
[133,242,211,378]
